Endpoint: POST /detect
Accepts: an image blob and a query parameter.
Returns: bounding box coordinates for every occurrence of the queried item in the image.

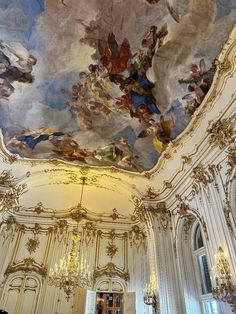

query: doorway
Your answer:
[96,292,123,314]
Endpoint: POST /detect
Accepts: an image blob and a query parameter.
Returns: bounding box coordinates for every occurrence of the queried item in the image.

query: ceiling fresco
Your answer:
[0,0,236,173]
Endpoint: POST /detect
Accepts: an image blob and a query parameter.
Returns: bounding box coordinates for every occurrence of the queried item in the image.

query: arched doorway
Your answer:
[94,278,125,314]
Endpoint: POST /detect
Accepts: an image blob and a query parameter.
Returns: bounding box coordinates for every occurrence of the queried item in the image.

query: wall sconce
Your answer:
[143,283,157,310]
[212,247,236,310]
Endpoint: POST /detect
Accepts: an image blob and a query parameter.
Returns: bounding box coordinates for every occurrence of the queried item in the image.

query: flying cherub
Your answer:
[98,33,132,75]
[138,116,174,153]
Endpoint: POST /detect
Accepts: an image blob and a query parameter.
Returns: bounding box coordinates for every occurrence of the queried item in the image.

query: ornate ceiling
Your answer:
[0,0,235,173]
[0,1,236,223]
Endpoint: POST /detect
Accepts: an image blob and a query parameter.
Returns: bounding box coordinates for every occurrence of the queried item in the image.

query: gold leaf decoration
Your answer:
[208,115,236,149]
[106,242,118,259]
[26,237,40,254]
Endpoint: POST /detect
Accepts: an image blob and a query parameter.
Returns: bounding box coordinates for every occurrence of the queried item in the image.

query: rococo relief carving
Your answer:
[5,258,47,278]
[208,114,236,150]
[93,262,130,282]
[131,196,171,231]
[26,236,40,254]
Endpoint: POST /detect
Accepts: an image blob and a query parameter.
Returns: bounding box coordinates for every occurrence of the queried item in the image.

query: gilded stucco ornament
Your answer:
[5,258,47,278]
[215,58,233,76]
[108,229,117,241]
[154,202,171,231]
[110,208,120,221]
[183,218,195,240]
[106,242,118,259]
[208,114,236,149]
[70,204,88,222]
[3,154,18,164]
[142,202,171,231]
[129,225,146,249]
[181,155,192,165]
[226,143,236,176]
[223,202,234,234]
[83,222,96,245]
[93,262,130,281]
[192,164,214,186]
[0,170,14,187]
[26,236,40,254]
[54,220,68,243]
[191,164,216,194]
[34,202,45,214]
[143,186,159,200]
[0,184,27,212]
[177,202,190,217]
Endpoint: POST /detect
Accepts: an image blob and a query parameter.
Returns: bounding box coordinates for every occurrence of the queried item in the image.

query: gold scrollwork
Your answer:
[177,202,190,217]
[181,155,192,165]
[33,202,45,214]
[129,225,146,249]
[215,58,233,76]
[83,222,96,245]
[26,237,40,254]
[143,186,159,200]
[223,203,234,234]
[106,242,118,259]
[208,114,236,149]
[183,218,195,240]
[3,154,18,164]
[226,143,236,176]
[110,208,123,221]
[5,258,47,278]
[1,184,27,212]
[0,170,14,187]
[93,262,130,282]
[191,164,215,193]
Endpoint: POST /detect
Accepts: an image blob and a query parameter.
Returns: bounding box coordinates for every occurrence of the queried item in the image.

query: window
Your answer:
[194,224,204,250]
[203,299,218,314]
[193,224,218,314]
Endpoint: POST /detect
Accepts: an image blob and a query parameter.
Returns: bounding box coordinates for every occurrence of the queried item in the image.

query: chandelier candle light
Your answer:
[48,234,93,301]
[143,282,157,310]
[48,177,93,301]
[212,247,236,310]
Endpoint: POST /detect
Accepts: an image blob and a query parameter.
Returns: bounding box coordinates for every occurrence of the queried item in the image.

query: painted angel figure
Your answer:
[180,59,215,107]
[99,33,132,75]
[138,117,173,153]
[0,40,37,99]
[179,59,212,85]
[0,40,37,76]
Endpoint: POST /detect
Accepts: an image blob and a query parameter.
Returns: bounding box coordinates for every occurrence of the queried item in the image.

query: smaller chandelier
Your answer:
[143,283,157,309]
[212,247,235,305]
[48,234,93,301]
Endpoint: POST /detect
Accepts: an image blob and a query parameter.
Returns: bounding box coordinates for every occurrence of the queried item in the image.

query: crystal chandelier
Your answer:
[212,247,236,306]
[48,177,93,301]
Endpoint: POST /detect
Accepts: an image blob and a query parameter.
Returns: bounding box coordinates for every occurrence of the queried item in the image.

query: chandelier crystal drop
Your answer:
[212,247,235,304]
[48,177,93,301]
[48,235,93,301]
